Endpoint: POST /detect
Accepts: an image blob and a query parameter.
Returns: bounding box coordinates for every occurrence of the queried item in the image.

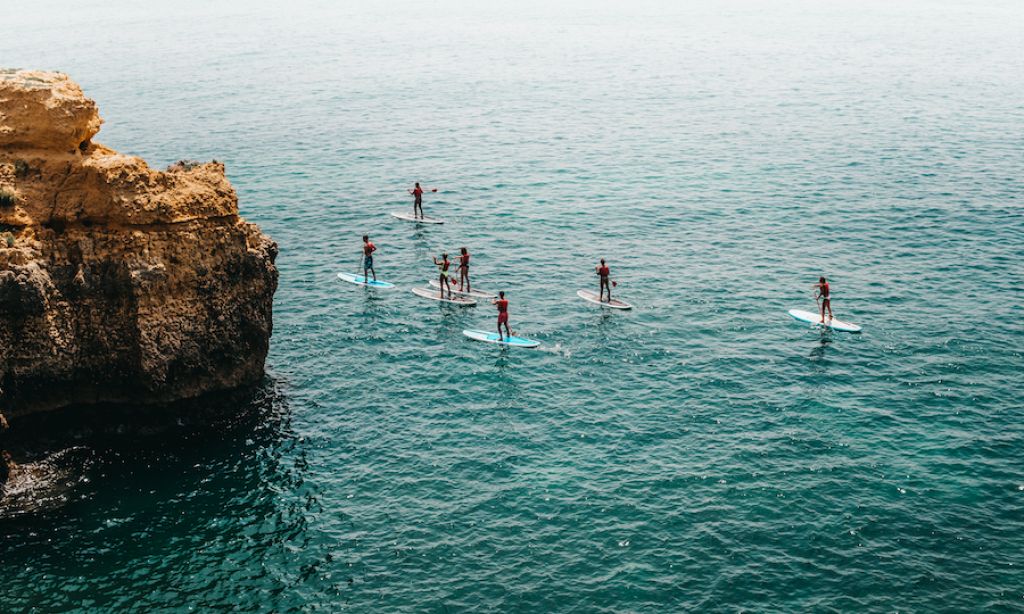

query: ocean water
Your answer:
[2,0,1024,610]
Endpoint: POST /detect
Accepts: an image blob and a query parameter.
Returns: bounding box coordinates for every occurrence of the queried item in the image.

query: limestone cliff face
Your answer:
[0,70,278,417]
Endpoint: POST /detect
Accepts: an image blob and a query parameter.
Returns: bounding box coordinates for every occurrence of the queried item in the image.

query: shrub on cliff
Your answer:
[0,188,17,207]
[167,159,203,172]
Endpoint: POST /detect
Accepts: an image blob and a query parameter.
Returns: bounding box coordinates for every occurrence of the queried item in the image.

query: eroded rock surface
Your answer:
[0,69,278,417]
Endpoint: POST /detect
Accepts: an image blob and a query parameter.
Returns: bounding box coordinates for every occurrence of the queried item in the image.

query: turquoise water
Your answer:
[3,0,1024,610]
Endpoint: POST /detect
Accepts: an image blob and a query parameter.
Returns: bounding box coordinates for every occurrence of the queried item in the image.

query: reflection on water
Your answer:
[809,335,834,361]
[0,447,96,518]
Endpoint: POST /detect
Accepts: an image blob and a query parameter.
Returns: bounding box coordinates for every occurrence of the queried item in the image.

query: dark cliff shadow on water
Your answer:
[0,376,320,610]
[0,377,301,520]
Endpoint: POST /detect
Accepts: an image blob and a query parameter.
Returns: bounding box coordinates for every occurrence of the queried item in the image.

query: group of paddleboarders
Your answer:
[358,184,845,342]
[363,229,619,341]
[432,247,472,298]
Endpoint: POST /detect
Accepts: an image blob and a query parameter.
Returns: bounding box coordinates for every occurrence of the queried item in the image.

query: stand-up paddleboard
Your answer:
[463,329,540,348]
[391,212,444,224]
[412,287,476,306]
[337,272,395,288]
[429,279,497,299]
[577,289,633,310]
[788,309,861,333]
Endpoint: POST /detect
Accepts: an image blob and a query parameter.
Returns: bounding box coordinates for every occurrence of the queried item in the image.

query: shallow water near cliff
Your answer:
[2,0,1024,610]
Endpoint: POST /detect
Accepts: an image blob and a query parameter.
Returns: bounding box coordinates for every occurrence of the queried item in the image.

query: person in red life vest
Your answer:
[596,258,612,302]
[493,291,511,341]
[456,247,471,294]
[409,182,424,219]
[362,235,377,282]
[813,276,833,323]
[408,182,437,219]
[433,252,453,298]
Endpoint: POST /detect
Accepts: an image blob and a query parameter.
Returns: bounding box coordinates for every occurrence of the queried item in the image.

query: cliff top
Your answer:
[0,70,103,151]
[0,69,238,227]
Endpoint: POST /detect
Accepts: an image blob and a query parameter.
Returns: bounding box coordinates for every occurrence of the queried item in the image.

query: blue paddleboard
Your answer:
[338,272,395,288]
[462,329,540,348]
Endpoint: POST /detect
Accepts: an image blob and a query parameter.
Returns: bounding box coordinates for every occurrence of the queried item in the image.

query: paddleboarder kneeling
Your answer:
[494,291,511,341]
[362,235,377,282]
[433,253,453,298]
[814,276,833,323]
[596,259,612,302]
[457,247,471,293]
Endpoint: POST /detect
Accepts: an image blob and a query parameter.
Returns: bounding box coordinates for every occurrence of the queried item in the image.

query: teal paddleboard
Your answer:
[462,329,540,348]
[338,272,395,288]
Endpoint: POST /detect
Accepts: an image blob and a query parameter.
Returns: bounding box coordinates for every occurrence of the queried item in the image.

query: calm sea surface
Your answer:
[2,1,1023,610]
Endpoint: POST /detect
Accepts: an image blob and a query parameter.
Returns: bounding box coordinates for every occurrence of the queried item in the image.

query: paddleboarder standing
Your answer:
[596,259,612,302]
[409,183,424,219]
[494,291,511,341]
[457,247,471,294]
[433,253,453,299]
[813,276,833,323]
[408,182,438,219]
[362,235,377,282]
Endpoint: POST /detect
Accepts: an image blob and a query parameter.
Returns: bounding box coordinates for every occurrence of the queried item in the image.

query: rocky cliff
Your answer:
[0,70,278,419]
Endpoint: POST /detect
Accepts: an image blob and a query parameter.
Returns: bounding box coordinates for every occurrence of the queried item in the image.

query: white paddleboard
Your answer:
[577,289,633,310]
[429,279,497,299]
[788,309,861,333]
[391,212,444,224]
[337,272,395,288]
[463,329,540,348]
[412,287,476,305]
